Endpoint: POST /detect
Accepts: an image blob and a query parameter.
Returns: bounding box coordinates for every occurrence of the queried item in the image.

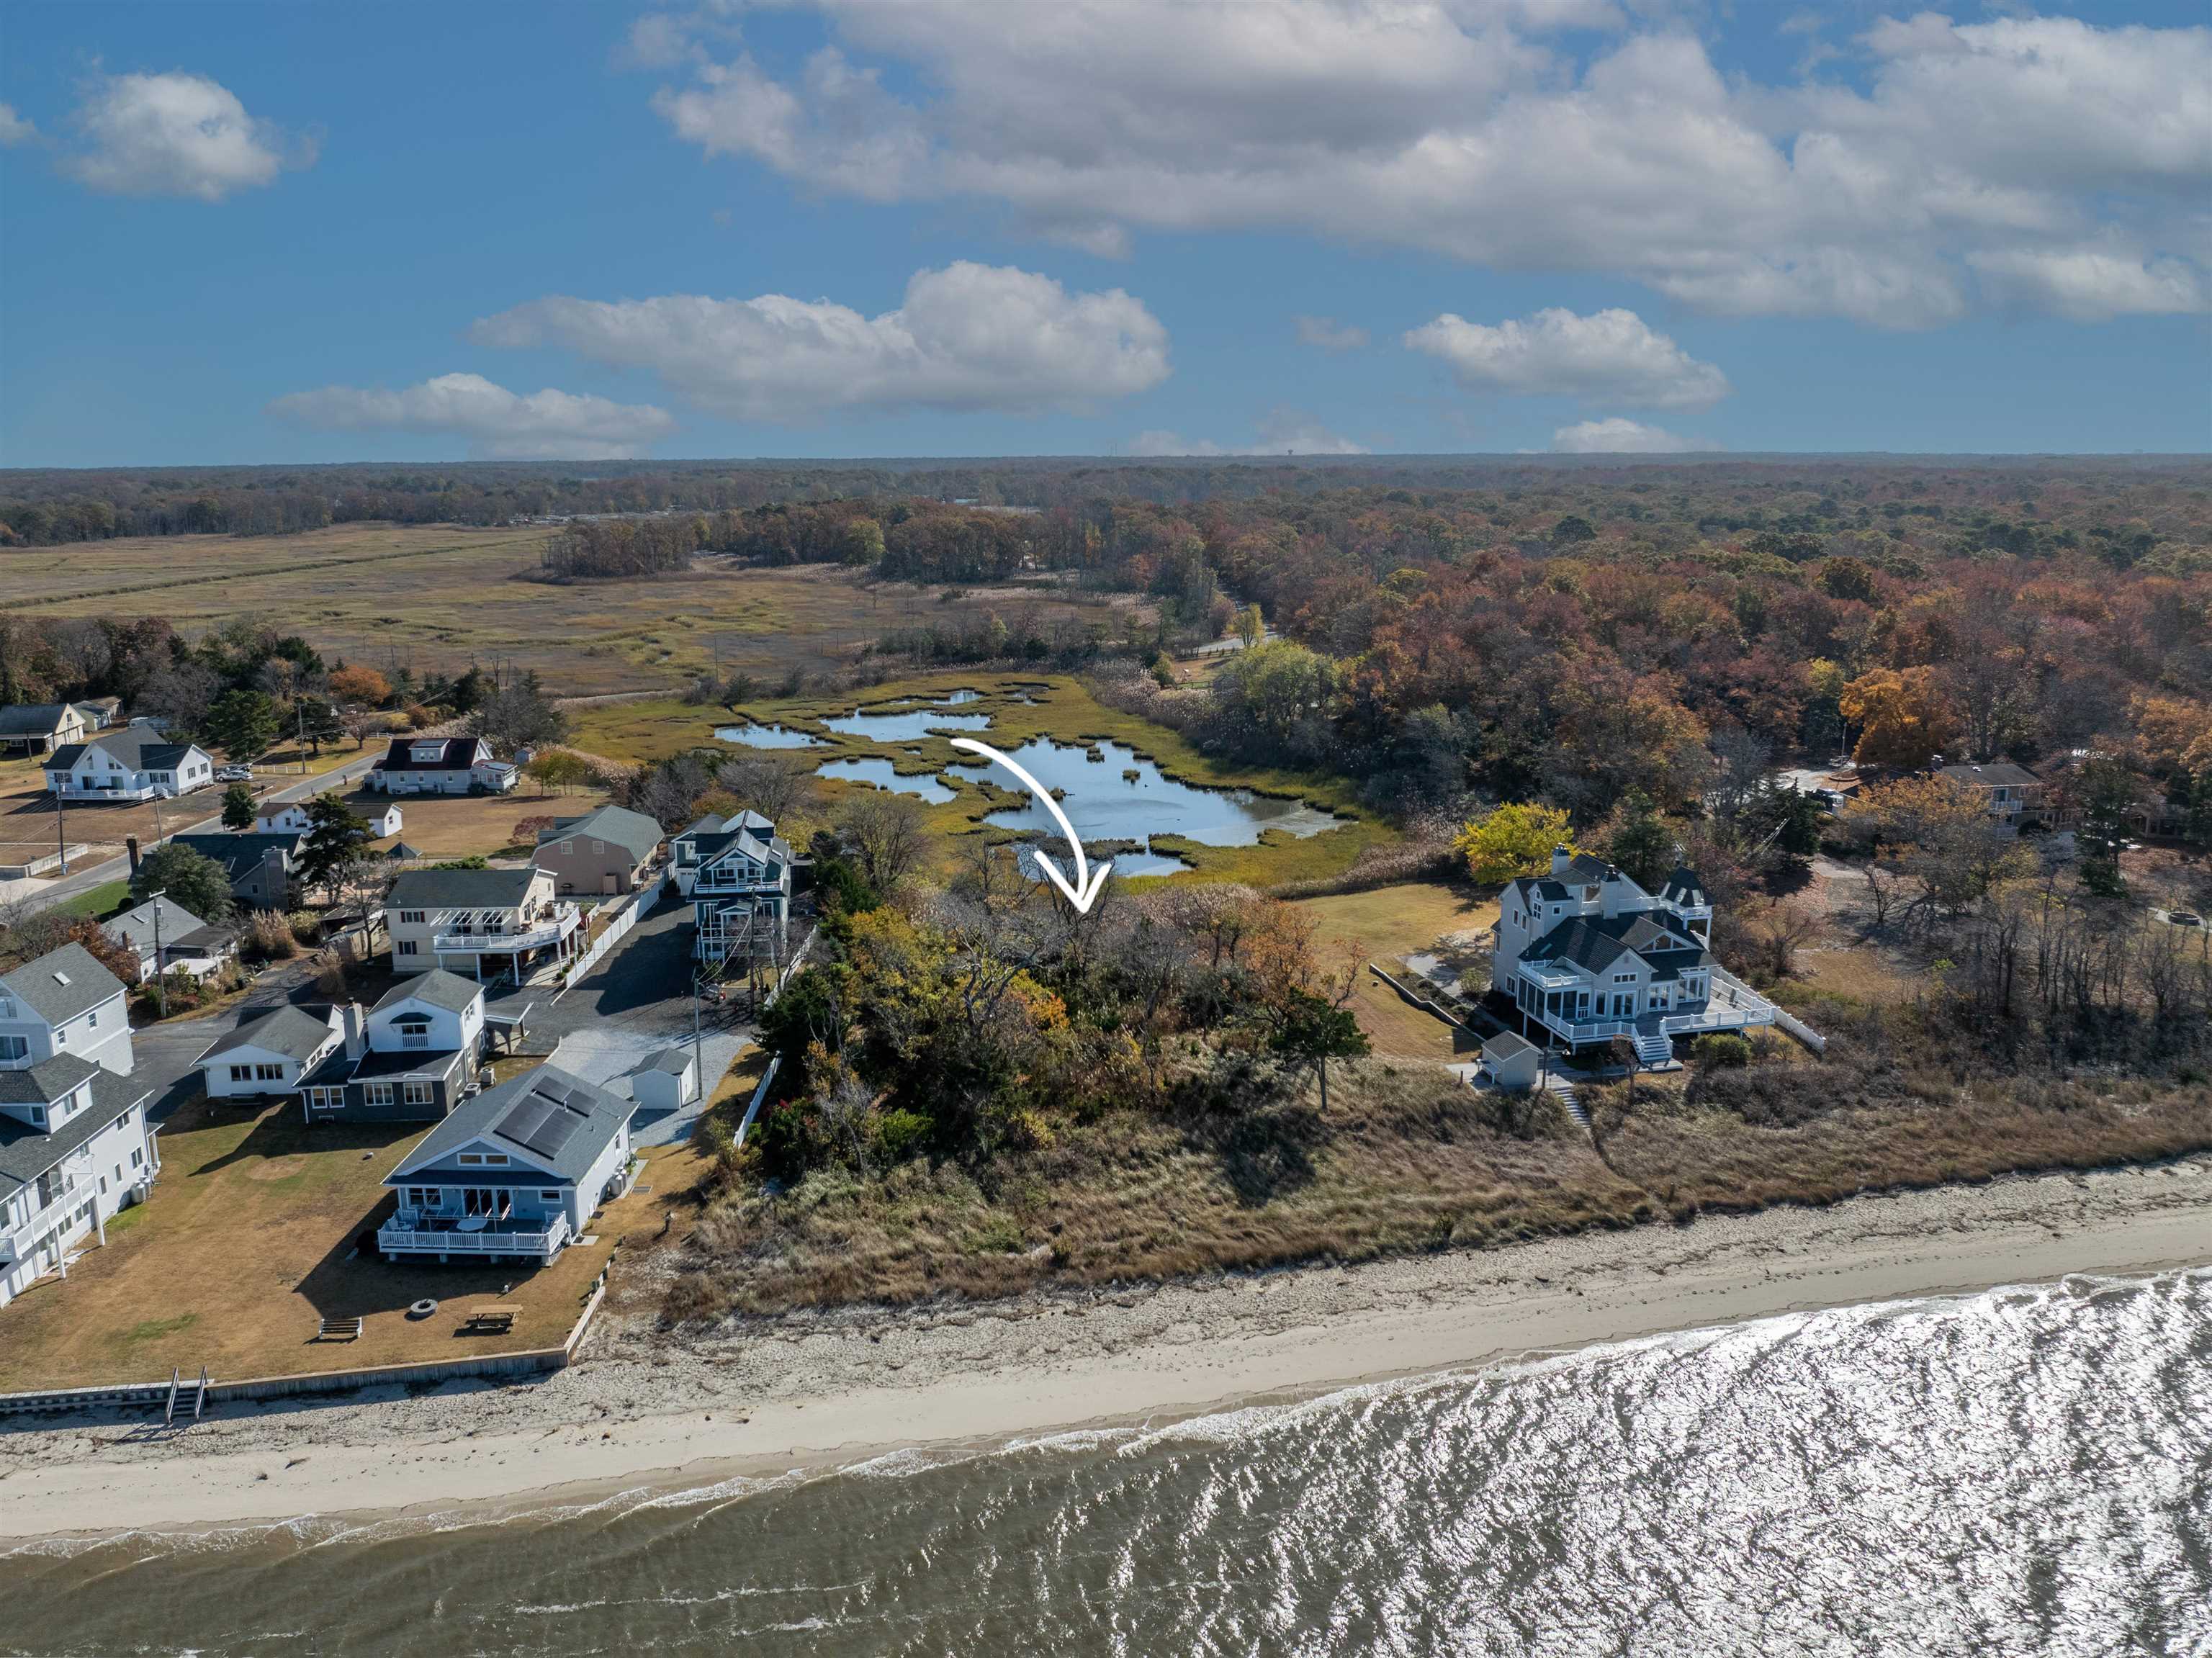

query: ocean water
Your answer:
[6,1271,2209,1657]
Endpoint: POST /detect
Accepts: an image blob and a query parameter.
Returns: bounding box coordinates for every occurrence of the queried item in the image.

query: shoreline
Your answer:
[4,1154,2211,1543]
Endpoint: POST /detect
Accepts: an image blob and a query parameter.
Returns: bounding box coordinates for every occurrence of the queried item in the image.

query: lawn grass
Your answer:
[1290,882,1498,1061]
[575,671,1400,890]
[0,1092,699,1392]
[341,784,611,862]
[52,879,132,919]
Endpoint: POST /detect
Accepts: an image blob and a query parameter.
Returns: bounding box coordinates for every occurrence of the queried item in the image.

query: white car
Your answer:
[214,764,254,783]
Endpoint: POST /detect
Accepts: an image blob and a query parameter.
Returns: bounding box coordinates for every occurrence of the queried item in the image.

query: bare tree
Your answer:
[834,792,930,897]
[715,749,816,829]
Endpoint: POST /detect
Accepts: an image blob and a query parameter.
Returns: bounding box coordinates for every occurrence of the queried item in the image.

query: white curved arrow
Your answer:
[950,736,1112,914]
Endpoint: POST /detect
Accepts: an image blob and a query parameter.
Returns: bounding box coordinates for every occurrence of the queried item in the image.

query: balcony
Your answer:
[52,778,161,801]
[377,1213,572,1259]
[433,906,579,955]
[0,1182,87,1266]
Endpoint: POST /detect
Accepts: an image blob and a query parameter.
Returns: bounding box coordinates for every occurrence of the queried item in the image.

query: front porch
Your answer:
[1511,967,1777,1058]
[50,779,163,801]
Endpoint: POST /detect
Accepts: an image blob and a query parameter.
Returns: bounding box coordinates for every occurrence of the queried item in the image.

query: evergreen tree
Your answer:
[1596,790,1676,891]
[219,781,256,830]
[130,843,235,923]
[204,688,279,764]
[297,792,374,893]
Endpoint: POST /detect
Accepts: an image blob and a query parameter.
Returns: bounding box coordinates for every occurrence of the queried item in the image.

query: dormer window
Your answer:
[410,743,445,762]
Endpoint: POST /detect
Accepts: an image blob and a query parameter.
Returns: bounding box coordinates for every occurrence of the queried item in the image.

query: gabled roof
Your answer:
[694,826,791,873]
[1555,851,1615,884]
[0,704,78,738]
[388,1064,629,1184]
[536,804,664,864]
[1524,909,1714,981]
[0,1054,100,1111]
[1507,875,1572,904]
[372,736,489,772]
[387,864,542,910]
[48,727,200,772]
[104,896,213,954]
[631,1046,693,1076]
[1524,916,1636,976]
[1659,866,1709,907]
[372,968,482,1017]
[197,1004,337,1065]
[1483,1031,1535,1060]
[1938,761,2039,790]
[0,942,127,1027]
[166,832,303,881]
[0,1071,150,1196]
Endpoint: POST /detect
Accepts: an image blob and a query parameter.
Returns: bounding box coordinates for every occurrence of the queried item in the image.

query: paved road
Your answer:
[21,749,386,916]
[489,894,756,1146]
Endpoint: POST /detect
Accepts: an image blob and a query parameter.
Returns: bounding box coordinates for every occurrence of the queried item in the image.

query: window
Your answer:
[366,1082,395,1106]
[540,1189,561,1203]
[230,1064,252,1082]
[397,940,418,956]
[399,910,425,924]
[130,1148,143,1168]
[255,1062,285,1082]
[1612,973,1636,984]
[87,1010,97,1028]
[1,1035,30,1061]
[112,1113,127,1132]
[403,1081,434,1106]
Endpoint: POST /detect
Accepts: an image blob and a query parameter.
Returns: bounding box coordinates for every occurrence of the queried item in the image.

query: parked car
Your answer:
[2167,911,2203,928]
[214,764,253,783]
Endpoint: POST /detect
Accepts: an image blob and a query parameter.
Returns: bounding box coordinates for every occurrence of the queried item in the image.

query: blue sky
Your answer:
[3,1,2208,467]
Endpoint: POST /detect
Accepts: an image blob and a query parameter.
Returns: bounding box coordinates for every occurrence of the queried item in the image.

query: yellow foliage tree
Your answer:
[1452,803,1575,886]
[1840,665,1956,769]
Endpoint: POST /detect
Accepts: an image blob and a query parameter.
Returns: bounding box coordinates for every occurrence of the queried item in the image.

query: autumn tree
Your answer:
[328,664,392,708]
[1840,667,1956,770]
[1453,803,1574,886]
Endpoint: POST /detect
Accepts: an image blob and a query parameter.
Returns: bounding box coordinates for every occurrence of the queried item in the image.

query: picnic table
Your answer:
[461,1304,520,1334]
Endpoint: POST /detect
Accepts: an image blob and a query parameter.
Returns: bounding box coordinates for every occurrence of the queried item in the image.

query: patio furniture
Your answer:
[315,1316,364,1342]
[456,1215,489,1233]
[462,1304,519,1334]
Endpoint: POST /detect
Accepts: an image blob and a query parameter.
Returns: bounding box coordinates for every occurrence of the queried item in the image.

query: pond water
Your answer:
[714,722,826,749]
[953,735,1341,850]
[814,757,958,803]
[822,708,995,742]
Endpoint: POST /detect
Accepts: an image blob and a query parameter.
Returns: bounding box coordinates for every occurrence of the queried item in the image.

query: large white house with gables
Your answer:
[0,944,159,1307]
[43,727,215,801]
[366,736,518,796]
[1493,847,1777,1065]
[671,810,792,965]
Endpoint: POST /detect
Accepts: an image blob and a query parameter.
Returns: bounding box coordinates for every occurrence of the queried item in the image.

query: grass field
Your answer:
[572,671,1399,890]
[345,784,612,862]
[12,526,1148,696]
[0,1091,694,1392]
[1290,883,1497,1061]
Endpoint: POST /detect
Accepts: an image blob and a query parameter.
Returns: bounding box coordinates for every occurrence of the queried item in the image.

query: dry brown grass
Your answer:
[0,1093,698,1390]
[663,1063,1641,1317]
[351,785,610,861]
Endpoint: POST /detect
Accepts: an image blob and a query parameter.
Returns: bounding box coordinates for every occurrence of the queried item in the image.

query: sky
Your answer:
[2,0,2208,467]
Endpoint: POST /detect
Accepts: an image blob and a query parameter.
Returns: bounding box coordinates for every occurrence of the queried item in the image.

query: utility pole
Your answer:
[54,777,66,875]
[150,889,168,1019]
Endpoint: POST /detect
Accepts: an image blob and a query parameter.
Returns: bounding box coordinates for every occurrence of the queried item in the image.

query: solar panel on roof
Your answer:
[498,1093,556,1146]
[517,1108,584,1160]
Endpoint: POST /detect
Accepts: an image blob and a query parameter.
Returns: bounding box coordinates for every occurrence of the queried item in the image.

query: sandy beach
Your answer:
[4,1155,2209,1542]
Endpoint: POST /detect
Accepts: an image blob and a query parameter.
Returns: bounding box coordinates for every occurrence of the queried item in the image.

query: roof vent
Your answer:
[52,970,71,985]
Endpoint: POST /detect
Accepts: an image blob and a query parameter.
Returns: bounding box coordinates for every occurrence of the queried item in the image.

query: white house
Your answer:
[366,736,518,796]
[104,895,237,981]
[0,944,159,1308]
[385,864,581,983]
[256,801,403,837]
[1493,847,1778,1065]
[379,1065,634,1266]
[315,970,487,1123]
[195,1004,346,1099]
[0,703,91,757]
[44,728,215,801]
[673,811,793,964]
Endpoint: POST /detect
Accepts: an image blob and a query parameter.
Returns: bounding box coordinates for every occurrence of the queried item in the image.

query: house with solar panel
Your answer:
[377,1065,634,1265]
[1492,847,1778,1065]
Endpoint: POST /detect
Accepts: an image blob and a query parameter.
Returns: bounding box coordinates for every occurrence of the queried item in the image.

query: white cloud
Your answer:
[1128,407,1367,456]
[472,261,1170,420]
[1295,315,1370,353]
[63,71,305,201]
[645,3,2211,326]
[1967,243,2208,323]
[1403,306,1728,407]
[1550,417,1722,454]
[268,373,675,460]
[0,104,36,147]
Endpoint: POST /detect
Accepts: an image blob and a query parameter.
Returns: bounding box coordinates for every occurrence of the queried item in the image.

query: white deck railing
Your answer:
[433,909,578,953]
[377,1215,572,1257]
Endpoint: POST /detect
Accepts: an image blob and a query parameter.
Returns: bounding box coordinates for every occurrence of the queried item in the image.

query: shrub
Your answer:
[245,909,298,962]
[405,704,437,730]
[868,1107,932,1165]
[1691,1033,1753,1069]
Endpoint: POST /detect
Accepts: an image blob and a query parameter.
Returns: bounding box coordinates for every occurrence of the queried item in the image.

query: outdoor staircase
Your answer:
[1544,1075,1588,1129]
[1632,1027,1674,1066]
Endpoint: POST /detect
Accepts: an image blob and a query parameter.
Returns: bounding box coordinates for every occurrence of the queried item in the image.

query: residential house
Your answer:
[366,736,518,796]
[385,864,581,983]
[378,1065,635,1266]
[44,728,215,801]
[672,811,793,964]
[0,703,89,756]
[1492,847,1778,1064]
[312,970,486,1123]
[195,1005,346,1099]
[531,804,664,897]
[1936,761,2043,826]
[0,944,159,1307]
[163,832,304,911]
[103,895,237,981]
[256,801,403,837]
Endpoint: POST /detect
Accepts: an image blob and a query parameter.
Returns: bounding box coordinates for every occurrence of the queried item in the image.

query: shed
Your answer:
[627,1045,699,1112]
[1481,1031,1542,1091]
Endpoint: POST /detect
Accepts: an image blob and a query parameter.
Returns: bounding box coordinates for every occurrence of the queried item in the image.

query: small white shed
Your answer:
[1481,1031,1542,1091]
[628,1046,700,1113]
